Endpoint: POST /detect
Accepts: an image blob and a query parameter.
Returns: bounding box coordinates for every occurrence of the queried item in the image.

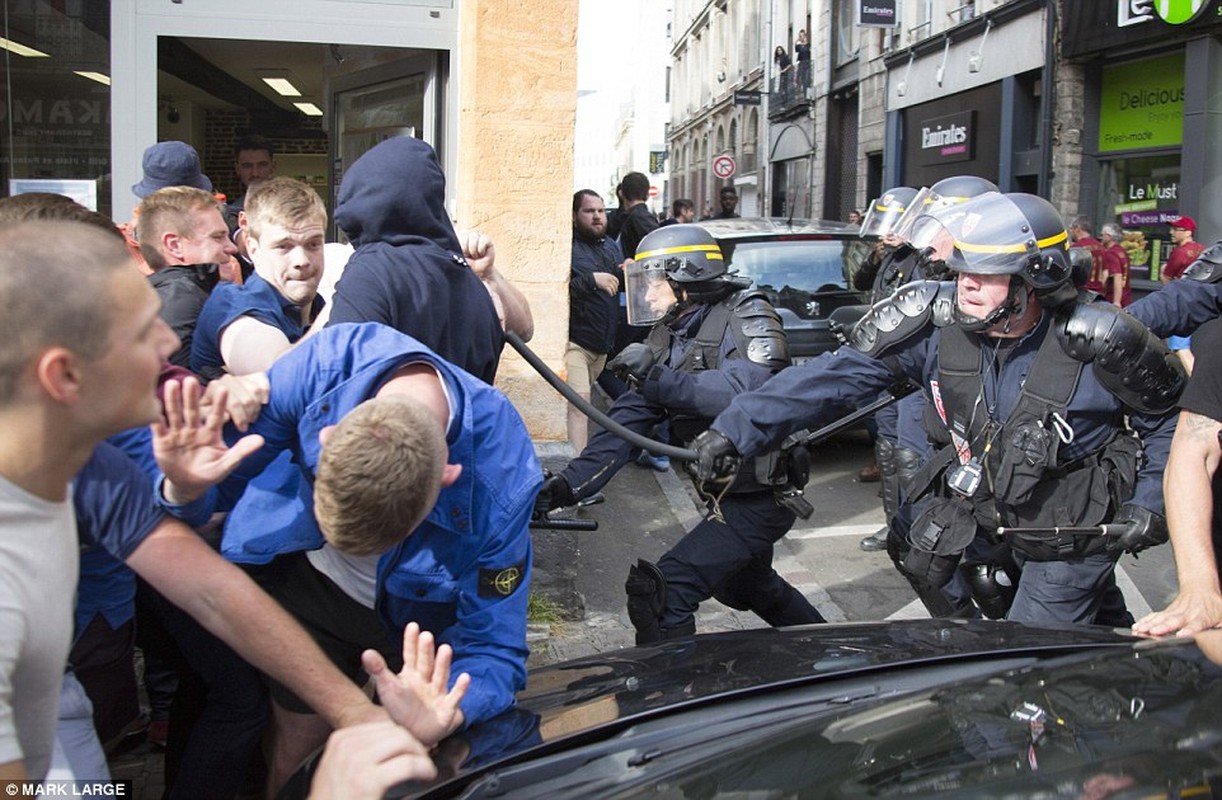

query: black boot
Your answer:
[625,559,667,645]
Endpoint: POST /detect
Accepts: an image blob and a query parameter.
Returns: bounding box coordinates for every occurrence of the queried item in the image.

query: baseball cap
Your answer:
[132,141,213,199]
[1170,215,1196,232]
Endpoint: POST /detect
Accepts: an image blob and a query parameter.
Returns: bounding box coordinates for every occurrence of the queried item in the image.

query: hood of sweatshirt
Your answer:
[334,137,461,253]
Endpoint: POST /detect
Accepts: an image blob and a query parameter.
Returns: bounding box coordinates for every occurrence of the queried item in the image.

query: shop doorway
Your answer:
[157,36,441,237]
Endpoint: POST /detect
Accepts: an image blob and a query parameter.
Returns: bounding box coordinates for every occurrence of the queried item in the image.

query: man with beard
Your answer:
[566,189,625,454]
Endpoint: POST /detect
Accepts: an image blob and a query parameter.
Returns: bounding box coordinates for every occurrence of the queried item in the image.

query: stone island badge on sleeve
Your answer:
[479,561,526,598]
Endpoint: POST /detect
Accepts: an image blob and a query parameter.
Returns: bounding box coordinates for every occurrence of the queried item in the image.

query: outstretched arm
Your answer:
[1134,409,1222,636]
[130,523,474,743]
[126,519,386,730]
[152,377,265,503]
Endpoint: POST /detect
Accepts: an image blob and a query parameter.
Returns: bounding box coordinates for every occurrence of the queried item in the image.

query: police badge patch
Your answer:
[479,560,526,598]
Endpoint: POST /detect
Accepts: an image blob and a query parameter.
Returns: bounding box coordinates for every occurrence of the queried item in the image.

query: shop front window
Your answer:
[0,1,112,215]
[1097,153,1181,283]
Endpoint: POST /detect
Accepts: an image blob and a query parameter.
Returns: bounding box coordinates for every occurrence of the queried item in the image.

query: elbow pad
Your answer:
[1056,302,1186,415]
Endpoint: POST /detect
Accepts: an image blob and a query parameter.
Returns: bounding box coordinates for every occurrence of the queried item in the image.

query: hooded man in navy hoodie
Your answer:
[326,137,505,383]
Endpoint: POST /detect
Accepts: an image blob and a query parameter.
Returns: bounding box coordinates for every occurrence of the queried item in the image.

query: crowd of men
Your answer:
[3,142,1222,800]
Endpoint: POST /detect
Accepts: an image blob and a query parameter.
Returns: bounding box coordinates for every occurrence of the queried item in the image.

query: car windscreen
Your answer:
[451,639,1222,799]
[720,237,869,296]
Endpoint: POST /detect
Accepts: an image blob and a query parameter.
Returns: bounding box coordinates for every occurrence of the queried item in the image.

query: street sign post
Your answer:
[712,154,736,180]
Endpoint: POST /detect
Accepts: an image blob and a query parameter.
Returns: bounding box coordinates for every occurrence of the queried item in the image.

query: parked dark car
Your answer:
[693,217,872,363]
[284,620,1222,798]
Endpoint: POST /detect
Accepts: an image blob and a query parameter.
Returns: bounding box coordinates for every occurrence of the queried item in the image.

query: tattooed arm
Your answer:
[1134,409,1222,636]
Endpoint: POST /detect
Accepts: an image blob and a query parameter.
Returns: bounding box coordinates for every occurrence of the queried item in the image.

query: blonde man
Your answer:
[191,177,327,379]
[135,186,237,367]
[158,322,541,793]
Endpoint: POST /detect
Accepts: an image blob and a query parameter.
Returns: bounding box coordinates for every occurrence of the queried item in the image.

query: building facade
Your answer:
[666,0,1221,292]
[668,0,766,219]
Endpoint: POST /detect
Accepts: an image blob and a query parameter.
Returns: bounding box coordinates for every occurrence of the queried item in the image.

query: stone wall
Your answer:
[455,0,579,441]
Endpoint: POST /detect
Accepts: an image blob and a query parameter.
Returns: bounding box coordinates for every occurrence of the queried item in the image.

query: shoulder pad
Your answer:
[729,289,773,314]
[1182,257,1222,284]
[1056,301,1186,414]
[849,280,956,357]
[727,290,789,369]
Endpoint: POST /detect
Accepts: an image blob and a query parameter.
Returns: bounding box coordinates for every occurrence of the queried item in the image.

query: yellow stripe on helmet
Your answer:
[954,230,1068,255]
[636,243,724,260]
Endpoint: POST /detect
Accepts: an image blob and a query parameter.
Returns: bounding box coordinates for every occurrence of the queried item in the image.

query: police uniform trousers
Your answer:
[656,491,822,630]
[1007,550,1133,627]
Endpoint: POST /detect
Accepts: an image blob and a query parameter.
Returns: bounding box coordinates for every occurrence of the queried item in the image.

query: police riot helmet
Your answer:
[894,175,1000,241]
[859,187,918,238]
[624,224,733,326]
[928,174,1002,204]
[909,192,1074,331]
[1182,241,1222,284]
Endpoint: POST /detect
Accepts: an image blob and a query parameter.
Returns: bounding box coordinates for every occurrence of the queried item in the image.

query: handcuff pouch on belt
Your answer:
[757,441,814,519]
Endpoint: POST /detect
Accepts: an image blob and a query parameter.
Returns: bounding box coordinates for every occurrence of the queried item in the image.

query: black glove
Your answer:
[534,473,574,515]
[1105,503,1169,554]
[688,428,742,484]
[606,343,655,387]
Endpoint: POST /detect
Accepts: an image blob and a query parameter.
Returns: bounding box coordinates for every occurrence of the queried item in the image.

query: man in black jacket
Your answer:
[135,186,237,369]
[568,189,625,452]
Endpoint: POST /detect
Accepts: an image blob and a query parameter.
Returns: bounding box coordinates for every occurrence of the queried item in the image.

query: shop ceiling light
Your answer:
[293,102,323,116]
[0,37,49,58]
[258,70,302,97]
[74,71,111,86]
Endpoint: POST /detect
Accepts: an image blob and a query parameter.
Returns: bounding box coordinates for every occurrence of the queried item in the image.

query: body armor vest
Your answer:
[647,289,794,494]
[913,314,1144,562]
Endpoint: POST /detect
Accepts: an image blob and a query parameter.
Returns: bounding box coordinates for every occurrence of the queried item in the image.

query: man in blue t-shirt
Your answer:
[191,177,327,380]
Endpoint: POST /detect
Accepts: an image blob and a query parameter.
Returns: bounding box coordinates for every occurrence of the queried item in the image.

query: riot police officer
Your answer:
[853,186,918,296]
[535,224,825,643]
[693,193,1183,625]
[856,177,999,554]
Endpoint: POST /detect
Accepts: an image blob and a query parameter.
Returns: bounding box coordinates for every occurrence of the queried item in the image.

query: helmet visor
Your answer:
[894,187,1002,241]
[624,257,678,326]
[914,193,1067,276]
[860,193,911,238]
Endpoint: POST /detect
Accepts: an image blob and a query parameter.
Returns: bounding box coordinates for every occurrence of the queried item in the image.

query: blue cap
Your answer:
[132,141,213,199]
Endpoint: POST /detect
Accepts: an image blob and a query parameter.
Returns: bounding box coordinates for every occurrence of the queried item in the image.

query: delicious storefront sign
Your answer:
[1098,52,1185,152]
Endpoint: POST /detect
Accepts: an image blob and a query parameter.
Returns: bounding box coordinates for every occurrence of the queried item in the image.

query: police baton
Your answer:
[781,382,917,452]
[509,332,917,463]
[530,514,599,532]
[506,332,693,461]
[996,524,1110,537]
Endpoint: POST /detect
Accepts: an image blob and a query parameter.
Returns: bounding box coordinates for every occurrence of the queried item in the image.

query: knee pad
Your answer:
[893,446,923,489]
[959,561,1019,620]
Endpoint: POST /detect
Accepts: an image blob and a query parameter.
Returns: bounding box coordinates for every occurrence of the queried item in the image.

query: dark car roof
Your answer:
[694,216,861,240]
